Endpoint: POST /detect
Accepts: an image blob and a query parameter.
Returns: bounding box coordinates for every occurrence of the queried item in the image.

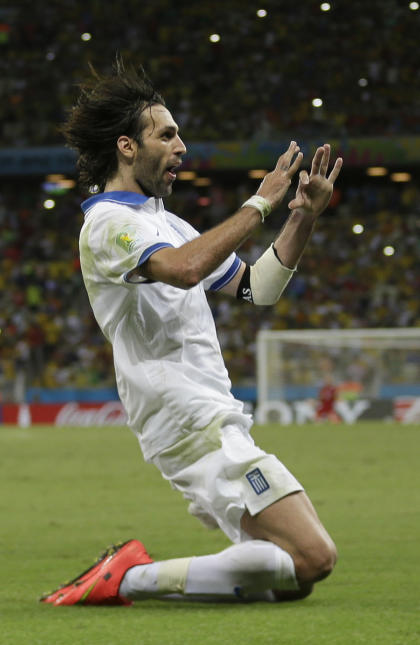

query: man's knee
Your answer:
[294,538,337,584]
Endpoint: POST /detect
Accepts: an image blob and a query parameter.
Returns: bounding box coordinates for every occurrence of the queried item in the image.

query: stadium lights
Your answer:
[248,169,268,179]
[320,2,331,11]
[177,171,197,181]
[352,224,364,235]
[312,98,323,107]
[209,34,220,43]
[81,32,92,41]
[194,177,212,186]
[256,9,267,17]
[409,2,419,10]
[390,172,411,182]
[358,78,368,87]
[43,199,55,210]
[366,166,388,176]
[383,246,395,257]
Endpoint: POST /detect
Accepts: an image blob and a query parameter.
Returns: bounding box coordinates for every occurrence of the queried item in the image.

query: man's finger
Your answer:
[299,170,309,184]
[276,141,299,169]
[310,146,325,176]
[320,144,331,176]
[288,195,304,210]
[287,151,303,176]
[328,157,343,184]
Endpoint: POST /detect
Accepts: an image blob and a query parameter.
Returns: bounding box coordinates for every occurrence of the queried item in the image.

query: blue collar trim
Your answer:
[81,191,149,213]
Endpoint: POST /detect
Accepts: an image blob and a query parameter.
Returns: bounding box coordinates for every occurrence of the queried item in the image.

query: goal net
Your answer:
[255,328,420,424]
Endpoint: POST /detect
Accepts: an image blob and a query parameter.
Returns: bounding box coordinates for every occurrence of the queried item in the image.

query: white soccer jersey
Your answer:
[79,191,252,460]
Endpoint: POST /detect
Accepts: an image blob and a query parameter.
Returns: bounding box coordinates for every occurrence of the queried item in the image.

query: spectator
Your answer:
[0,175,419,399]
[0,1,419,146]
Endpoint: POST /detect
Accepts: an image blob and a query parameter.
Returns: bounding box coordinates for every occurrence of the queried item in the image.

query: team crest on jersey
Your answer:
[246,468,270,495]
[116,231,136,253]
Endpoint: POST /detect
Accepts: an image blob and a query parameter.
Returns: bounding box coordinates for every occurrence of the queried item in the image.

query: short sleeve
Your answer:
[202,253,242,291]
[84,209,173,285]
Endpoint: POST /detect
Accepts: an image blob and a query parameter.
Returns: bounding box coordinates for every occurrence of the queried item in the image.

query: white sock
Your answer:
[119,540,298,601]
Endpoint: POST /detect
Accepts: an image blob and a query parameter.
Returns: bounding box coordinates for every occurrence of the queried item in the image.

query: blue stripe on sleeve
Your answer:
[123,242,174,284]
[138,242,174,266]
[208,255,241,291]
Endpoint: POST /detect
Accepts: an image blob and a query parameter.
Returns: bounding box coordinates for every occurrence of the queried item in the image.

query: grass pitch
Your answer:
[1,421,419,645]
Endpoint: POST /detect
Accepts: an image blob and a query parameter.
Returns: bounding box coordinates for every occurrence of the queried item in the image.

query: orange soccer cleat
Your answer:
[40,539,153,606]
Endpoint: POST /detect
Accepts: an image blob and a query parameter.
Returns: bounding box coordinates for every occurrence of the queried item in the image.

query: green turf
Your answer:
[1,421,419,645]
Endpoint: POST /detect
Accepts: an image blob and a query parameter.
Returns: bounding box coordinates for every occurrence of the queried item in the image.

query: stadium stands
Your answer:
[1,1,419,399]
[1,175,419,397]
[1,1,419,146]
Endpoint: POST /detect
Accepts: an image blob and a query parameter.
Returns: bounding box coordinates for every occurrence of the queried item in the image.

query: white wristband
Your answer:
[241,195,272,222]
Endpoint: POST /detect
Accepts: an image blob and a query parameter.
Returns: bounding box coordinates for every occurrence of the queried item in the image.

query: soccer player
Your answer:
[41,58,343,606]
[316,378,340,423]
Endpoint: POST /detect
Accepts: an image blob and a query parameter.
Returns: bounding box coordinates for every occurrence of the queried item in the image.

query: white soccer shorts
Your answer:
[152,421,303,544]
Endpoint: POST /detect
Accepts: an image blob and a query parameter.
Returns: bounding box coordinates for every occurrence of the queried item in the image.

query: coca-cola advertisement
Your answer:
[2,402,127,426]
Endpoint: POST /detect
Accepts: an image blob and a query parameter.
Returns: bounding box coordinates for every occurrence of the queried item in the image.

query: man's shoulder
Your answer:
[79,201,134,246]
[81,191,153,221]
[82,199,136,221]
[81,197,158,238]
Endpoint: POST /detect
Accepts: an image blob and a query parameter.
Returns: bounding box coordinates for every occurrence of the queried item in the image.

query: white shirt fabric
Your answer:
[79,191,252,460]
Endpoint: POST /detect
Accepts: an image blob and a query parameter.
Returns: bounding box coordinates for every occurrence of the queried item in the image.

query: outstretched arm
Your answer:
[137,142,303,288]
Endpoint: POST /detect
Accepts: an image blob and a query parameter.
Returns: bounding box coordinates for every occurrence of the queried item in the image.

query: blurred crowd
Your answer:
[1,175,419,399]
[1,0,420,146]
[1,0,420,400]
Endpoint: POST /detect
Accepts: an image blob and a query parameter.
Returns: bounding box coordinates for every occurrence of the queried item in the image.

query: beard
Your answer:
[135,163,173,198]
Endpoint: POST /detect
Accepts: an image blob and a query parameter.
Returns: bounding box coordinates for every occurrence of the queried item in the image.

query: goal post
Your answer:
[255,328,420,424]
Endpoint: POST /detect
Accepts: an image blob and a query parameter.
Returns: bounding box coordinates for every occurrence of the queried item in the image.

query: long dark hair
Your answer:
[61,55,165,192]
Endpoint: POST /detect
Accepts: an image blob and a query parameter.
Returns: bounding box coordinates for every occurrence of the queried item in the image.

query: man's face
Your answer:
[133,104,186,198]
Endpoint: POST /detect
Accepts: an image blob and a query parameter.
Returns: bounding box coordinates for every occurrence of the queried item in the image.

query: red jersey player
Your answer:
[316,379,340,422]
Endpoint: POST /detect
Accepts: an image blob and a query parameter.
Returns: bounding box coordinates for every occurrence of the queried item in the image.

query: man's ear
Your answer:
[116,136,137,162]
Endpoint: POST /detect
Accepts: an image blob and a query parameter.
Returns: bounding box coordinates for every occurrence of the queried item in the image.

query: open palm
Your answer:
[288,144,343,217]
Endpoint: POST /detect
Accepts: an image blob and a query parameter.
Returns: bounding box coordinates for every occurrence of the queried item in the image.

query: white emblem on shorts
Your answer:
[246,468,270,495]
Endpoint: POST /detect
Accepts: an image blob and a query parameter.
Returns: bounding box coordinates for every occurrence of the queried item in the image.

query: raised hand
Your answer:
[287,144,343,218]
[257,141,303,209]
